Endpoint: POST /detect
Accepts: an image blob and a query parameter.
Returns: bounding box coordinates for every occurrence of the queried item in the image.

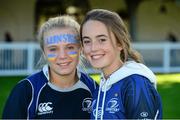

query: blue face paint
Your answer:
[45,34,79,45]
[47,54,57,61]
[68,51,78,57]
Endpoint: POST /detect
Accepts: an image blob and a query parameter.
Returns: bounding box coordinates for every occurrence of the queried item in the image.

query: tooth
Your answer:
[92,55,102,59]
[60,63,68,65]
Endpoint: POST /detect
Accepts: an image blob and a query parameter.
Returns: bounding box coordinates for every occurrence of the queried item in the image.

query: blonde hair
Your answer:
[38,15,80,50]
[37,15,80,67]
[80,9,142,63]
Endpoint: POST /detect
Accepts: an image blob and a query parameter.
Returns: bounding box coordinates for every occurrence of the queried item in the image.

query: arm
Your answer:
[123,75,162,119]
[2,80,32,119]
[80,72,99,94]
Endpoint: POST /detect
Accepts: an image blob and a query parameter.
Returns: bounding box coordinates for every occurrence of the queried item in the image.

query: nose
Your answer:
[58,48,67,59]
[91,41,99,51]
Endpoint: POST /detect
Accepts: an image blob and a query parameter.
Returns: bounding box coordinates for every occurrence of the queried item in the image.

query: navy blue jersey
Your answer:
[91,75,162,119]
[91,61,162,120]
[2,66,97,119]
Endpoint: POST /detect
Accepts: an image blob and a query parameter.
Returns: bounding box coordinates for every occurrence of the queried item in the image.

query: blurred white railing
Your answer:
[0,42,40,76]
[0,42,180,76]
[133,42,180,73]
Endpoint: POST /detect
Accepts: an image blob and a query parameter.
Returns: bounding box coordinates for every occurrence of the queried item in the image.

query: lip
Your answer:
[91,54,104,60]
[56,61,71,67]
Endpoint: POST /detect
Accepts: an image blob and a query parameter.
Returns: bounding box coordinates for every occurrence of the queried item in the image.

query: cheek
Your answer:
[67,51,78,58]
[47,53,57,61]
[82,50,88,60]
[82,46,91,55]
[82,50,91,62]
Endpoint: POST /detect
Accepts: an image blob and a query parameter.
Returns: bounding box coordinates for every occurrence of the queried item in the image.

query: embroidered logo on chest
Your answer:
[82,98,92,113]
[105,98,120,113]
[37,102,53,115]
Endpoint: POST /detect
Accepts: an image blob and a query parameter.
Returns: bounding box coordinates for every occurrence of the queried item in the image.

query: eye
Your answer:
[83,39,91,45]
[67,46,74,50]
[49,47,57,52]
[66,44,79,51]
[99,38,107,43]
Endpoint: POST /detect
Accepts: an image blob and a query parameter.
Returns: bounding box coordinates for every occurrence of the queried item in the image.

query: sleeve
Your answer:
[123,75,162,119]
[80,72,99,94]
[2,80,32,119]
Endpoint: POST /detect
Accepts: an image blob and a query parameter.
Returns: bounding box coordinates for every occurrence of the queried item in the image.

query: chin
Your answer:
[92,63,104,69]
[59,72,72,76]
[56,69,73,75]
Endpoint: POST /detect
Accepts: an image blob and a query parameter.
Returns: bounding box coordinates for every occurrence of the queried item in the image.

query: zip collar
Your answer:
[100,61,157,92]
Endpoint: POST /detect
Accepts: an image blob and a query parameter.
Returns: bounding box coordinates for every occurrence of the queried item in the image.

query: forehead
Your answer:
[82,20,118,45]
[44,27,79,45]
[82,20,109,37]
[44,27,76,37]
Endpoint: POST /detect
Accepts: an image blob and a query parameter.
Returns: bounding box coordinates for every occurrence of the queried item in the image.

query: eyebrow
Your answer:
[82,34,108,40]
[47,45,57,48]
[96,34,108,38]
[82,36,90,40]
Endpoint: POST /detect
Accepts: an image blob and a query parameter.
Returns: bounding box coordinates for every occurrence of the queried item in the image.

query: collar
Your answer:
[42,64,81,81]
[100,61,157,91]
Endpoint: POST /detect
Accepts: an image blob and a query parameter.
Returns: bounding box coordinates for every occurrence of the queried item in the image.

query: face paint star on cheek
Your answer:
[68,51,78,58]
[47,54,57,61]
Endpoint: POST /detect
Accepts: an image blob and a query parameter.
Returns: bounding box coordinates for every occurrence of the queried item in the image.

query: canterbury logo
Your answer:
[38,102,53,115]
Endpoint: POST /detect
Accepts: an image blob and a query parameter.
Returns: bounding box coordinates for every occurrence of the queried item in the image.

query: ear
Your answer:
[42,51,48,62]
[42,50,46,58]
[117,43,123,51]
[118,46,123,51]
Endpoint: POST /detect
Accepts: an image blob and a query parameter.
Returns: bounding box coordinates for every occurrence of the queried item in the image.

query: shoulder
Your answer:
[80,72,93,82]
[2,79,32,119]
[5,79,32,105]
[121,75,162,119]
[122,74,154,88]
[10,71,48,96]
[12,79,31,93]
[80,72,95,83]
[120,74,160,102]
[26,71,47,83]
[80,72,98,93]
[25,71,48,89]
[118,74,156,96]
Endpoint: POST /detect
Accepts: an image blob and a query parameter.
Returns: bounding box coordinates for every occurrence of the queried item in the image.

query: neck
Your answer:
[50,70,78,88]
[103,60,123,79]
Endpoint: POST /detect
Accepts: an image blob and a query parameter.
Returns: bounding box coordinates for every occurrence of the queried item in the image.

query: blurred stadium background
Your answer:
[0,0,180,118]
